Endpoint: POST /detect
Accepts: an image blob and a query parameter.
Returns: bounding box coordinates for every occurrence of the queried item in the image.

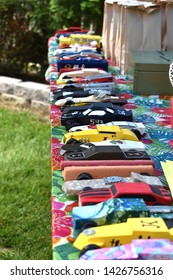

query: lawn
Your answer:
[0,107,52,260]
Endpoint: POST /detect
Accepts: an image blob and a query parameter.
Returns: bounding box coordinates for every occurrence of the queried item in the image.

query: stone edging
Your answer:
[0,76,50,117]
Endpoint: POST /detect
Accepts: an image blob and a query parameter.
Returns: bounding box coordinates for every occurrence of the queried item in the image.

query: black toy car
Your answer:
[61,102,133,130]
[52,86,115,101]
[63,144,151,161]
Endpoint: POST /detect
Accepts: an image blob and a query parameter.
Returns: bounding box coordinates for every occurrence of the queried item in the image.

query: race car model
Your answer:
[63,144,150,161]
[60,140,146,156]
[61,102,133,130]
[56,73,113,84]
[79,239,173,260]
[56,81,115,91]
[54,95,127,108]
[73,199,173,238]
[78,182,172,206]
[57,56,108,72]
[69,121,146,140]
[58,68,109,79]
[62,172,161,196]
[52,88,114,101]
[73,217,173,255]
[62,164,155,181]
[72,198,150,237]
[61,125,138,144]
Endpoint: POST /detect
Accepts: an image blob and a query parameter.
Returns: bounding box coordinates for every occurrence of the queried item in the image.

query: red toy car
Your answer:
[78,182,172,206]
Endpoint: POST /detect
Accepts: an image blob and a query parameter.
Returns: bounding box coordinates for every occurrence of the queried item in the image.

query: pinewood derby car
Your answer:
[52,86,114,101]
[61,125,138,144]
[73,217,173,256]
[62,163,155,181]
[54,95,127,108]
[61,102,133,130]
[79,239,173,260]
[61,172,162,196]
[73,199,173,238]
[58,68,109,79]
[72,198,150,237]
[69,121,146,140]
[59,139,146,156]
[78,182,172,206]
[63,144,150,161]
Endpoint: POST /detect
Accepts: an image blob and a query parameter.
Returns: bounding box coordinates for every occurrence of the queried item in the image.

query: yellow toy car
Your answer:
[73,217,173,256]
[61,125,139,144]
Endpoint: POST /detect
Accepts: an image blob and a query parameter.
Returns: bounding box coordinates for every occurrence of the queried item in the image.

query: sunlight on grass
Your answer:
[0,107,52,259]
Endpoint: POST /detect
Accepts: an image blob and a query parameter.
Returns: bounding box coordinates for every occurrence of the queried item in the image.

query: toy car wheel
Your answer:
[82,187,93,191]
[61,101,75,112]
[80,221,98,233]
[66,120,80,130]
[140,173,150,176]
[79,244,100,258]
[77,173,93,180]
[66,138,82,145]
[131,129,142,140]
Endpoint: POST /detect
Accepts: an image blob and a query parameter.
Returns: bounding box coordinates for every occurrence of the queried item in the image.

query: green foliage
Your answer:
[0,0,104,80]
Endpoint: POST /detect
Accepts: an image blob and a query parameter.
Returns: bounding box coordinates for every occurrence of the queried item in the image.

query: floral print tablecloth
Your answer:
[47,35,173,260]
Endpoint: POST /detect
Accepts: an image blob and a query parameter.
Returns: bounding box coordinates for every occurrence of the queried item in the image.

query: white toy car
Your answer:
[55,95,127,107]
[60,139,147,156]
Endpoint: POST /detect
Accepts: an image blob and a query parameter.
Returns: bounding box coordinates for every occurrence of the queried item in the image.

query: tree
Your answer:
[0,0,104,81]
[49,0,104,34]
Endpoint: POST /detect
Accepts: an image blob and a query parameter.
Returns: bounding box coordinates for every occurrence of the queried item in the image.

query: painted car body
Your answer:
[72,198,150,237]
[69,121,146,136]
[78,182,172,206]
[73,217,173,251]
[61,102,133,130]
[61,125,138,144]
[79,239,173,260]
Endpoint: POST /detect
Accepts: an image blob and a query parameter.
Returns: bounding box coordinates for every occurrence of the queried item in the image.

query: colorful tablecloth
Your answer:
[48,35,173,260]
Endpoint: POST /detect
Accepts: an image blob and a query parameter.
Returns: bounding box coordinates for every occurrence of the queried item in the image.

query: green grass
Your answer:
[0,107,52,259]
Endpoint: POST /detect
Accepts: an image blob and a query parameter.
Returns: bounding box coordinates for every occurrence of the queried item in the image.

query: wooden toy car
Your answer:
[69,121,146,140]
[57,81,115,91]
[72,198,150,237]
[53,88,114,101]
[62,163,155,181]
[61,171,160,196]
[61,125,138,144]
[61,102,133,130]
[79,239,173,260]
[63,144,150,161]
[55,95,127,108]
[78,182,172,206]
[73,217,173,255]
[58,68,108,79]
[57,56,108,72]
[59,34,102,48]
[60,140,146,156]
